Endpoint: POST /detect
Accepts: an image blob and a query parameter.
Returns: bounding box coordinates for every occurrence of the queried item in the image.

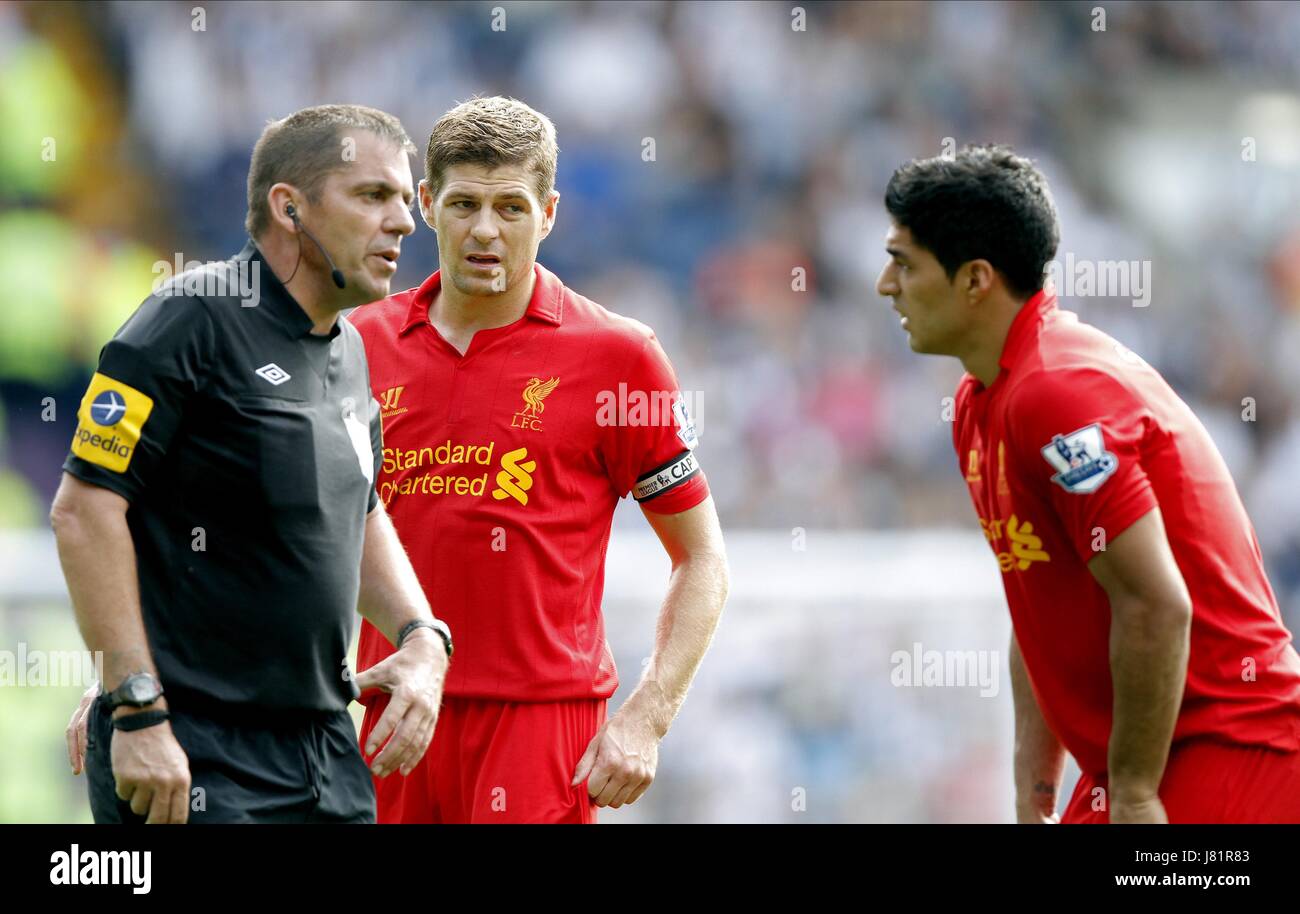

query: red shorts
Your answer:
[1063,738,1300,823]
[359,694,606,824]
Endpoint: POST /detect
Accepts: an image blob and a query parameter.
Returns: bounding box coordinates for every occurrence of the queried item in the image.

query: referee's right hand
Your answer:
[111,712,192,824]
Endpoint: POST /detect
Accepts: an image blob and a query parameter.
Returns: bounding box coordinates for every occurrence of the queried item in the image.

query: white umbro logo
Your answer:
[255,363,291,386]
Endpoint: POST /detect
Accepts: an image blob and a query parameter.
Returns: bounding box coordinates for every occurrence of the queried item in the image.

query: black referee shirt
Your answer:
[63,240,383,713]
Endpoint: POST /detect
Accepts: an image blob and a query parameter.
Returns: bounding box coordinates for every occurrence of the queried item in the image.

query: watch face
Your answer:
[126,677,158,704]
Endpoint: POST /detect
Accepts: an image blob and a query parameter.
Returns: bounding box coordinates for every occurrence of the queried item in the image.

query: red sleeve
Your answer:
[1004,368,1157,562]
[951,375,975,468]
[601,332,709,515]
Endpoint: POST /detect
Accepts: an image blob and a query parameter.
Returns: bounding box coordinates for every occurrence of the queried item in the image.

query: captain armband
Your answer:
[632,450,701,502]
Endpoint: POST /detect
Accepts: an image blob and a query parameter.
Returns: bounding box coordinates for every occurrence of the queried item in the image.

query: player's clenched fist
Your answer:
[572,712,659,809]
[112,721,192,824]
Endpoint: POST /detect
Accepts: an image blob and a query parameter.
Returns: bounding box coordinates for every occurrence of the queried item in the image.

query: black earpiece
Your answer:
[282,202,345,289]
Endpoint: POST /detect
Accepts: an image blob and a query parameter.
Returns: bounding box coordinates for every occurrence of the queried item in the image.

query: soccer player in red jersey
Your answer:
[876,145,1300,823]
[347,97,729,823]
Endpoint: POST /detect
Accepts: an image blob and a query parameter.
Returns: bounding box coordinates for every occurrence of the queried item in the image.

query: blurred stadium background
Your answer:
[3,0,1300,823]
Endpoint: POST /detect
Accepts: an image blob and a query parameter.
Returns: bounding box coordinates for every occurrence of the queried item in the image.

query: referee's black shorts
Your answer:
[85,693,376,824]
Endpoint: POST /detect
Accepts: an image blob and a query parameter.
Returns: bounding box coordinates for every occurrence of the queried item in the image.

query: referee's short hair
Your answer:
[884,144,1060,300]
[423,96,559,206]
[246,104,416,239]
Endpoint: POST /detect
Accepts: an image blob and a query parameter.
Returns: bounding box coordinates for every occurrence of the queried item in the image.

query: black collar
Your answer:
[235,240,339,340]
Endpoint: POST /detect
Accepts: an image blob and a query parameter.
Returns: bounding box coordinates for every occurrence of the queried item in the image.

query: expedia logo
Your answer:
[74,428,133,459]
[71,373,154,473]
[90,390,127,426]
[491,447,537,505]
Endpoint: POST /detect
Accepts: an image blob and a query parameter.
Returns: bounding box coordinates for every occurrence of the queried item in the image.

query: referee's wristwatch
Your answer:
[397,618,453,659]
[103,672,165,711]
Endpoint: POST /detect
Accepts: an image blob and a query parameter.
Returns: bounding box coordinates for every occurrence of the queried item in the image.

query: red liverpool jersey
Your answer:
[348,263,708,702]
[954,288,1300,776]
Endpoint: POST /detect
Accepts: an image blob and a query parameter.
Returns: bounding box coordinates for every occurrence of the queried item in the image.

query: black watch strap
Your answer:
[397,618,453,658]
[104,672,164,711]
[112,710,171,732]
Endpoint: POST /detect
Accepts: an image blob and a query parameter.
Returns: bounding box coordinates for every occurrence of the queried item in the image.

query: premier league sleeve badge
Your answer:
[1040,423,1119,494]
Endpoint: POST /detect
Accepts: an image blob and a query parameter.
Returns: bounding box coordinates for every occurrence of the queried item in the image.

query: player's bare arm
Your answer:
[1088,507,1192,824]
[50,471,191,824]
[1010,631,1066,823]
[352,501,449,778]
[572,496,729,809]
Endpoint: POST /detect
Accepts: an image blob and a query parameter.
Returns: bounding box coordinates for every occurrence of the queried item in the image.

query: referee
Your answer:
[54,105,451,824]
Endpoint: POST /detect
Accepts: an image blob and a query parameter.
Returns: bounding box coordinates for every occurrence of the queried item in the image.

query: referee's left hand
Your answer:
[571,711,660,809]
[354,631,448,778]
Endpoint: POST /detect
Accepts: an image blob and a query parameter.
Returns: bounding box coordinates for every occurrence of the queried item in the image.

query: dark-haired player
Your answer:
[877,144,1300,823]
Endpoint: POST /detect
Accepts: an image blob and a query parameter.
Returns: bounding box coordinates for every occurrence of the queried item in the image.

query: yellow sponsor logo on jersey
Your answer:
[997,441,1010,497]
[378,385,407,418]
[375,440,540,507]
[383,440,495,474]
[492,447,536,505]
[511,377,559,432]
[70,373,154,473]
[979,512,1050,573]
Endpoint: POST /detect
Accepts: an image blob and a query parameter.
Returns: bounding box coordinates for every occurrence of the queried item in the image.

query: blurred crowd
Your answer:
[3,0,1300,820]
[6,0,1300,615]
